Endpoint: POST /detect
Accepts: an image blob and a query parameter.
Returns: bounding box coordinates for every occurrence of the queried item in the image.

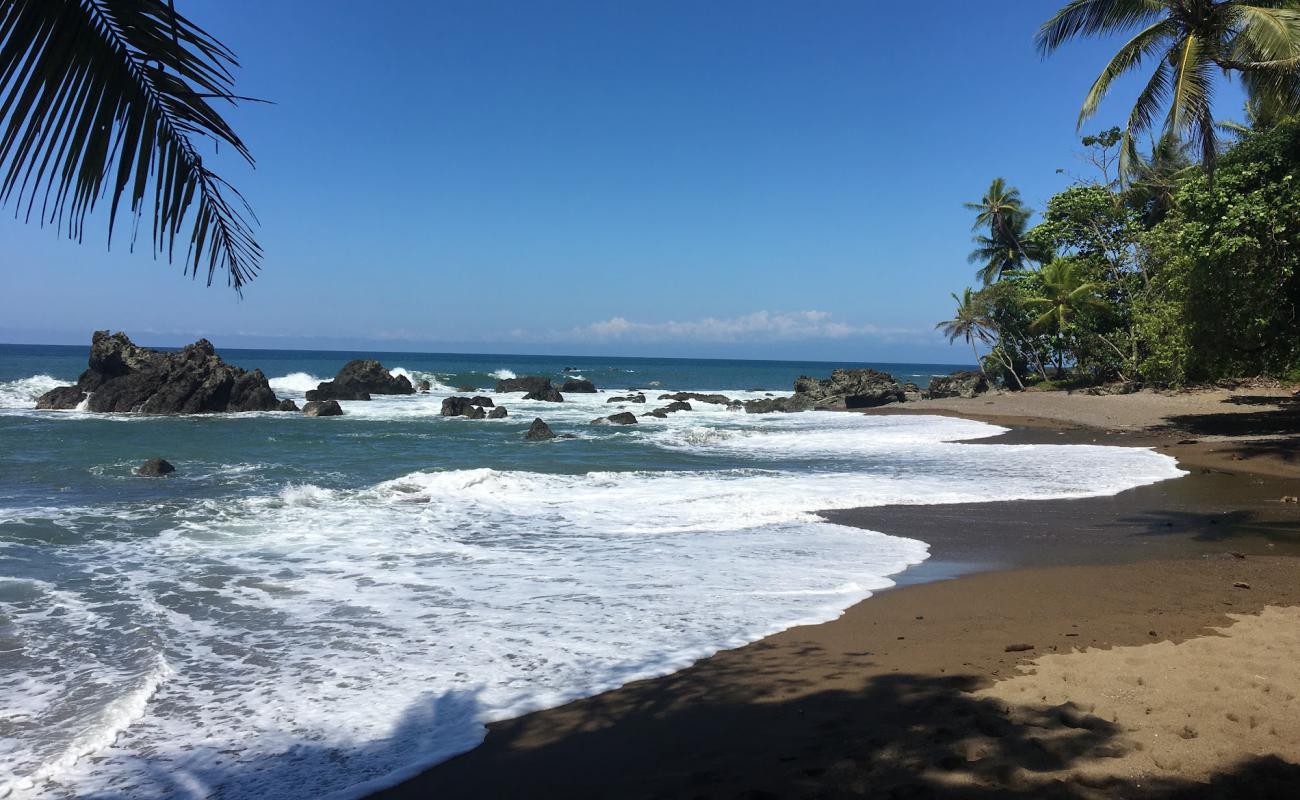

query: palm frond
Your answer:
[0,0,261,291]
[1036,0,1168,54]
[1079,19,1177,125]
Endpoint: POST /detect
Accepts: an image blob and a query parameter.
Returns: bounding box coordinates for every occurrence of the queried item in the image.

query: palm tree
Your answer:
[936,287,993,377]
[964,178,1043,284]
[0,0,260,291]
[968,209,1038,285]
[1037,0,1300,178]
[1026,261,1106,334]
[1125,132,1196,226]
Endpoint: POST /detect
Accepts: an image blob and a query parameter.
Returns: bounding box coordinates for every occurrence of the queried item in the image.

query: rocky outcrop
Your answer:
[416,380,432,393]
[742,394,817,414]
[34,331,283,414]
[901,382,923,402]
[306,360,413,402]
[607,393,646,404]
[524,386,564,402]
[560,378,597,393]
[488,406,508,419]
[441,397,486,418]
[469,396,495,407]
[794,369,906,409]
[36,385,86,410]
[525,418,555,441]
[302,400,343,417]
[643,401,693,418]
[658,392,733,405]
[927,371,989,399]
[277,399,300,412]
[495,376,553,394]
[592,411,638,425]
[136,457,175,477]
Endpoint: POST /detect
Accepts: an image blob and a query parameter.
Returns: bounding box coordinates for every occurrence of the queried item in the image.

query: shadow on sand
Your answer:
[366,651,1300,799]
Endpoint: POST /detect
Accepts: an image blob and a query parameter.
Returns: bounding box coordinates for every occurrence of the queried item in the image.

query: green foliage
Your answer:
[1140,116,1300,381]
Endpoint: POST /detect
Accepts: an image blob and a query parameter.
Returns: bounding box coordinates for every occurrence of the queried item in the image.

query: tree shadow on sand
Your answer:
[367,647,1300,800]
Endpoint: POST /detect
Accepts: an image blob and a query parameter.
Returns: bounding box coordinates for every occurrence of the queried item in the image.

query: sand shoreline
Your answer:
[373,389,1300,799]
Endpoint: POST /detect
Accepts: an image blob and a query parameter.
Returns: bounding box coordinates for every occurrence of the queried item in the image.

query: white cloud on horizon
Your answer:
[559,310,922,343]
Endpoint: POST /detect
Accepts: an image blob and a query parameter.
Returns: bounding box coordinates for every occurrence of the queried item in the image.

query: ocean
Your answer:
[0,344,1184,799]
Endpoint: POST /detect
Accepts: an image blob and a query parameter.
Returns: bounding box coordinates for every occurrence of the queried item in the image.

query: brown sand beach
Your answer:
[374,388,1300,800]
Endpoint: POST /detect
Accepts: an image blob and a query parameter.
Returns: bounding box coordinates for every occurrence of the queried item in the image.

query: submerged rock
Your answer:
[488,406,508,419]
[658,392,733,405]
[306,360,413,402]
[302,400,344,417]
[34,331,283,414]
[607,393,646,404]
[135,457,175,477]
[927,371,989,399]
[560,378,597,393]
[606,412,637,425]
[525,418,555,441]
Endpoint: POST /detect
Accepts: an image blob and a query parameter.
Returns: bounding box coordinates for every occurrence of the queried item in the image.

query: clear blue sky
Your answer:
[0,1,1246,362]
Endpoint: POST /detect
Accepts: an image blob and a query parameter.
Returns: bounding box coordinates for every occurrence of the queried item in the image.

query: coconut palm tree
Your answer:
[0,0,260,291]
[968,210,1038,285]
[1026,260,1105,335]
[1037,0,1300,178]
[936,287,994,376]
[964,178,1044,284]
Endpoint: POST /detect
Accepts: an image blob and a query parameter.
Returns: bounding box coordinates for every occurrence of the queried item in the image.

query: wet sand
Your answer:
[374,391,1300,799]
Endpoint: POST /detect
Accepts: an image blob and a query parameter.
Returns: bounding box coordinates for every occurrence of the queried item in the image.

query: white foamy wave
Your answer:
[390,368,453,391]
[0,375,69,409]
[489,369,516,380]
[268,372,323,394]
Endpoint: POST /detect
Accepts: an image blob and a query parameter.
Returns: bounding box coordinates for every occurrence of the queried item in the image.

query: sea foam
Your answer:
[0,412,1184,800]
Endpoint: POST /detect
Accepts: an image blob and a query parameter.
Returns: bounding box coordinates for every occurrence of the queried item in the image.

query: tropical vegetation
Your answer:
[939,0,1300,388]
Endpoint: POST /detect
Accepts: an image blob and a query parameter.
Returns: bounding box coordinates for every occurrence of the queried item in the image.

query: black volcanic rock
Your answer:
[927,371,989,399]
[302,400,344,417]
[441,397,486,418]
[277,399,300,412]
[495,376,554,394]
[523,386,564,402]
[658,392,733,405]
[560,378,597,393]
[35,331,282,414]
[488,406,508,419]
[135,457,175,477]
[35,385,86,410]
[525,418,555,441]
[469,396,495,407]
[306,360,413,402]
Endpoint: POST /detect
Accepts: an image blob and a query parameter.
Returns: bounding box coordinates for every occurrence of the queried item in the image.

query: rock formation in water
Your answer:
[525,418,556,440]
[559,378,597,393]
[136,457,175,476]
[302,400,344,416]
[745,369,910,413]
[35,331,283,414]
[306,360,414,401]
[441,397,486,419]
[488,406,508,419]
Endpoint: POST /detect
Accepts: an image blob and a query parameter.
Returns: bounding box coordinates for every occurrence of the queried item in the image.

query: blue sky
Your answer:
[0,1,1246,362]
